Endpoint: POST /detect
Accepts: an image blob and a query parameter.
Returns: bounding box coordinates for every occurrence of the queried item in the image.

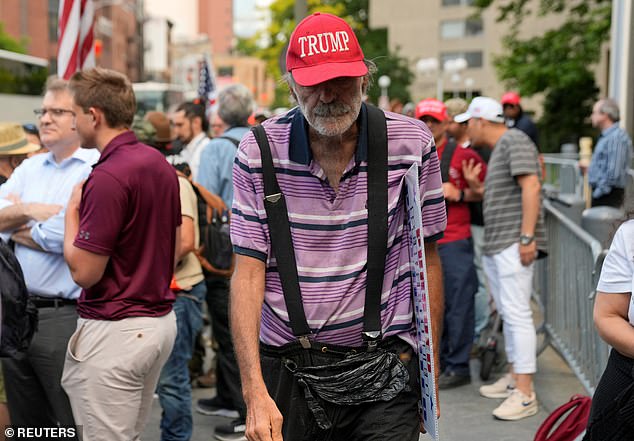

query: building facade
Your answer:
[199,0,233,55]
[369,0,572,114]
[0,0,144,81]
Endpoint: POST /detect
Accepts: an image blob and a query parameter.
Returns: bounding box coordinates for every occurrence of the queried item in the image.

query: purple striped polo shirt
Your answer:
[230,104,446,348]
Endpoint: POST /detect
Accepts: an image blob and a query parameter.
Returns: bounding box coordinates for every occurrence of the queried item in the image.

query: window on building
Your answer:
[442,0,474,6]
[440,18,483,39]
[218,66,233,77]
[441,51,483,68]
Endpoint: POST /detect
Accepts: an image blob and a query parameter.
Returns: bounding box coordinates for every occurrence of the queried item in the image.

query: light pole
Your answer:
[465,77,474,100]
[416,56,467,101]
[443,57,467,98]
[416,57,441,100]
[378,75,391,110]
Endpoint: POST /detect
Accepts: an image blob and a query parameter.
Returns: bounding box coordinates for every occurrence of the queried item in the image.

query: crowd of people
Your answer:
[0,10,632,441]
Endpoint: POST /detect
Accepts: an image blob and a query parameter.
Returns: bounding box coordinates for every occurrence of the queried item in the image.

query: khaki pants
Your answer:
[62,311,177,441]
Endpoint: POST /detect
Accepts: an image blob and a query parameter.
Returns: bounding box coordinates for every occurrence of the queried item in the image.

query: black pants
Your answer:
[2,305,77,432]
[205,275,246,417]
[591,187,624,208]
[260,339,421,441]
[584,349,634,440]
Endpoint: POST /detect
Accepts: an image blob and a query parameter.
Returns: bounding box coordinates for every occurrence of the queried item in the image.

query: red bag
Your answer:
[534,394,592,441]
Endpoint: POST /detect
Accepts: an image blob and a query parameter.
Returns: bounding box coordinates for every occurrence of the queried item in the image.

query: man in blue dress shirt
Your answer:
[0,77,99,429]
[588,98,633,208]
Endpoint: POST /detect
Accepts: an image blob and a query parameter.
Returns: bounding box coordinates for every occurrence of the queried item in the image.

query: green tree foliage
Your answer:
[0,22,27,53]
[236,0,412,108]
[0,22,47,95]
[474,0,611,152]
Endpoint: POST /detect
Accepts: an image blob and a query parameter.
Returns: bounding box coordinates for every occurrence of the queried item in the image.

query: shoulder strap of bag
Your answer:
[533,394,591,441]
[440,138,458,183]
[217,136,240,148]
[363,105,388,346]
[251,125,312,344]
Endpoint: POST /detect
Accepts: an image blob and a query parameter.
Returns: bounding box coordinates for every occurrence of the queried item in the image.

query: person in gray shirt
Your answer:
[455,96,545,422]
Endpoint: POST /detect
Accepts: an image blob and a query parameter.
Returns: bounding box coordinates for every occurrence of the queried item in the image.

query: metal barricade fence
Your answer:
[537,199,609,394]
[542,154,583,198]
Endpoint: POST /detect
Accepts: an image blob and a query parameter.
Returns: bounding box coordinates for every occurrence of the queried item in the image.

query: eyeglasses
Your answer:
[33,108,76,119]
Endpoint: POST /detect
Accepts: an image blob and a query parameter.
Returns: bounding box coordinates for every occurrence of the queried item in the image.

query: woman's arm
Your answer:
[594,291,634,358]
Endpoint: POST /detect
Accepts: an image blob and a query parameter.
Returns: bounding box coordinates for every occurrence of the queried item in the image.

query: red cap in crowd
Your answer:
[286,12,367,87]
[501,91,521,106]
[415,99,448,121]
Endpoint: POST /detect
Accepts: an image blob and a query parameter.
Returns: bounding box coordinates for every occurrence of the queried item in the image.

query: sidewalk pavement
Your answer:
[142,343,586,441]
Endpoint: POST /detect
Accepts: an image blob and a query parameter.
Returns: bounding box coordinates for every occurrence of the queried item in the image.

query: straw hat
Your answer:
[0,123,41,156]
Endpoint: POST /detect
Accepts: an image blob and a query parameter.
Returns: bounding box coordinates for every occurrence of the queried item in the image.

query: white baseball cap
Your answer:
[454,96,505,124]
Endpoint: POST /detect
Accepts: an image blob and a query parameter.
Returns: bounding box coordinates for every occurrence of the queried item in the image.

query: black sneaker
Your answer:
[195,397,239,418]
[214,418,246,441]
[438,371,471,389]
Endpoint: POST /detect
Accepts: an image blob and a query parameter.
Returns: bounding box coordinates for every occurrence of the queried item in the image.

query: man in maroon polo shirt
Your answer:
[61,67,181,441]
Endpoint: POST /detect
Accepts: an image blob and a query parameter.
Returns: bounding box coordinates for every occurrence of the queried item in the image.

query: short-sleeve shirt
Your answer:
[175,175,204,289]
[597,220,634,326]
[483,129,546,256]
[230,105,446,348]
[74,131,181,320]
[436,139,487,244]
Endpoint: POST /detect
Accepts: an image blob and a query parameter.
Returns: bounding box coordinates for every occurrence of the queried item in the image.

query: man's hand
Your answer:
[68,180,86,213]
[442,182,461,202]
[245,391,284,441]
[519,241,537,266]
[25,203,63,222]
[462,159,483,187]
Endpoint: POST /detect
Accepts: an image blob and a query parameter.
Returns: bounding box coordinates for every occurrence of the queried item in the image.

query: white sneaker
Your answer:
[479,373,515,399]
[492,389,538,421]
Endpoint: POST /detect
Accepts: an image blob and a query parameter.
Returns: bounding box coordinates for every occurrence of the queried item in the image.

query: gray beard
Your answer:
[300,100,362,137]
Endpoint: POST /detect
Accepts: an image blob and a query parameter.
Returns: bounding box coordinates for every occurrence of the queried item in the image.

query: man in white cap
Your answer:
[230,11,446,441]
[455,96,545,421]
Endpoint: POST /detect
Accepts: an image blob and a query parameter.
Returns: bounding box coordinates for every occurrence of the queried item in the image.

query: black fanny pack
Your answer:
[284,348,408,429]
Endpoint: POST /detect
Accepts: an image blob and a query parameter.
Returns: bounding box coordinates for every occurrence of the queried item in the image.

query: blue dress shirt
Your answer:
[588,125,633,198]
[197,126,249,208]
[0,148,100,299]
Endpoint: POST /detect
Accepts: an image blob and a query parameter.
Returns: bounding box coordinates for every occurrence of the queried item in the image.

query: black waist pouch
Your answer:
[284,349,409,429]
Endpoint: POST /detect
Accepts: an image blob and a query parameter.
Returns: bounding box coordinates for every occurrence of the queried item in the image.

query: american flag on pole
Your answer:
[57,0,96,80]
[197,57,217,114]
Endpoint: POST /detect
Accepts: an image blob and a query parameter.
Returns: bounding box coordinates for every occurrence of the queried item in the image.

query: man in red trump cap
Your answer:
[229,11,447,441]
[501,91,539,148]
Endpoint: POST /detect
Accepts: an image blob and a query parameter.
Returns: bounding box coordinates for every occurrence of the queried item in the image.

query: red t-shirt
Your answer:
[74,131,181,320]
[437,139,487,244]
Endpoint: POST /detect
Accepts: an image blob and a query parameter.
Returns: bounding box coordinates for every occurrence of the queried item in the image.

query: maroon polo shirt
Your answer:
[74,131,181,320]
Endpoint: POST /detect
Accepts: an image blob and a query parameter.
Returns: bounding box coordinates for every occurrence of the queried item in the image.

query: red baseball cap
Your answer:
[415,99,448,121]
[501,91,521,106]
[286,12,368,87]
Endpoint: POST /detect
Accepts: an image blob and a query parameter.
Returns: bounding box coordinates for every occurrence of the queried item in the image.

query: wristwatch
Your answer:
[519,234,535,246]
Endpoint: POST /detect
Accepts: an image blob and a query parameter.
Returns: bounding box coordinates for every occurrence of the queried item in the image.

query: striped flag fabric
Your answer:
[197,57,217,112]
[57,0,95,80]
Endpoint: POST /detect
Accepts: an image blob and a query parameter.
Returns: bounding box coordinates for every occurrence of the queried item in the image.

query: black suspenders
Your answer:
[251,105,388,350]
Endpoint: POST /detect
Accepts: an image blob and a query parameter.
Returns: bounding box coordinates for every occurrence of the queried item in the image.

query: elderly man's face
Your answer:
[291,76,366,137]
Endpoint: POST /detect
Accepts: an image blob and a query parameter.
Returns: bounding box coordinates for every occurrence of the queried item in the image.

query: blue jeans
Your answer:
[438,239,477,376]
[157,281,206,441]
